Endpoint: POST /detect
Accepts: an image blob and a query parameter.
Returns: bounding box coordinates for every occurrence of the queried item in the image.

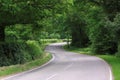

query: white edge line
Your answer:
[97,57,114,80]
[2,53,55,80]
[64,63,73,70]
[71,51,114,80]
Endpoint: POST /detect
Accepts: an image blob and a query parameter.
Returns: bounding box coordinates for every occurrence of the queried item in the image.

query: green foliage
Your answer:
[1,0,120,69]
[116,43,120,57]
[99,55,120,80]
[26,40,43,60]
[65,1,89,47]
[64,45,92,55]
[0,40,44,67]
[90,19,117,54]
[6,24,33,41]
[113,13,120,57]
[114,13,120,40]
[0,53,52,77]
[65,45,120,80]
[0,0,59,25]
[0,0,60,41]
[70,14,89,47]
[0,42,27,66]
[90,13,120,56]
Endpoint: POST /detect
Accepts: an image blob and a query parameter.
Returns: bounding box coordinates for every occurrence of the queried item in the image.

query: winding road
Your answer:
[2,43,113,80]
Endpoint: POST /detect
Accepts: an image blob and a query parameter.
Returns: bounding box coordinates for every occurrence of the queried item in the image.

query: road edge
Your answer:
[1,53,55,80]
[97,57,114,80]
[63,44,114,80]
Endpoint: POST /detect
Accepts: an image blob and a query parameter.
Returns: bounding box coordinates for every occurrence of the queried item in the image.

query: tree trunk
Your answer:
[0,26,5,42]
[116,41,120,57]
[67,32,70,48]
[71,25,89,48]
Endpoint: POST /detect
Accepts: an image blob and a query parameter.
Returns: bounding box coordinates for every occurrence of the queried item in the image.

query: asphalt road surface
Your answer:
[2,43,113,80]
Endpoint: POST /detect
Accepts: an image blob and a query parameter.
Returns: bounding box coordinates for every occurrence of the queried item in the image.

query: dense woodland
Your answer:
[0,0,120,66]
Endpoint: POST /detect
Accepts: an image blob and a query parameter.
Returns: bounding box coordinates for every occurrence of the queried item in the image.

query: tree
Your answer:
[90,0,120,21]
[73,0,118,54]
[0,0,33,41]
[0,0,59,42]
[113,13,120,56]
[67,0,89,47]
[66,12,89,47]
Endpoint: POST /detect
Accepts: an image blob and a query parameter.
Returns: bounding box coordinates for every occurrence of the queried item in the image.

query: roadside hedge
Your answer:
[0,40,43,67]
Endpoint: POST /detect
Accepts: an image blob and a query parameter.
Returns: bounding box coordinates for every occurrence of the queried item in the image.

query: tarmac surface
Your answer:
[2,43,113,80]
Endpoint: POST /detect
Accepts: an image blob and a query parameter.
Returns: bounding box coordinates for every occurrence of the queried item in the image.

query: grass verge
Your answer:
[64,46,120,80]
[98,55,120,80]
[0,39,63,78]
[0,53,52,78]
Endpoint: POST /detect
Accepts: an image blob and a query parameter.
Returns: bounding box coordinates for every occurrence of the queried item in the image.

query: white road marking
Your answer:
[1,43,113,80]
[2,54,55,80]
[107,61,113,80]
[46,74,57,80]
[64,63,73,70]
[109,67,113,80]
[97,57,113,80]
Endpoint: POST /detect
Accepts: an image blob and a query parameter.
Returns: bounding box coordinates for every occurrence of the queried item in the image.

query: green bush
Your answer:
[0,40,44,67]
[0,42,27,66]
[91,20,117,54]
[26,40,43,60]
[113,13,120,56]
[5,25,33,41]
[67,11,89,48]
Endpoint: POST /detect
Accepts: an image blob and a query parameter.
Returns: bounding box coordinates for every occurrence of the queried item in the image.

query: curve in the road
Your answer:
[2,43,113,80]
